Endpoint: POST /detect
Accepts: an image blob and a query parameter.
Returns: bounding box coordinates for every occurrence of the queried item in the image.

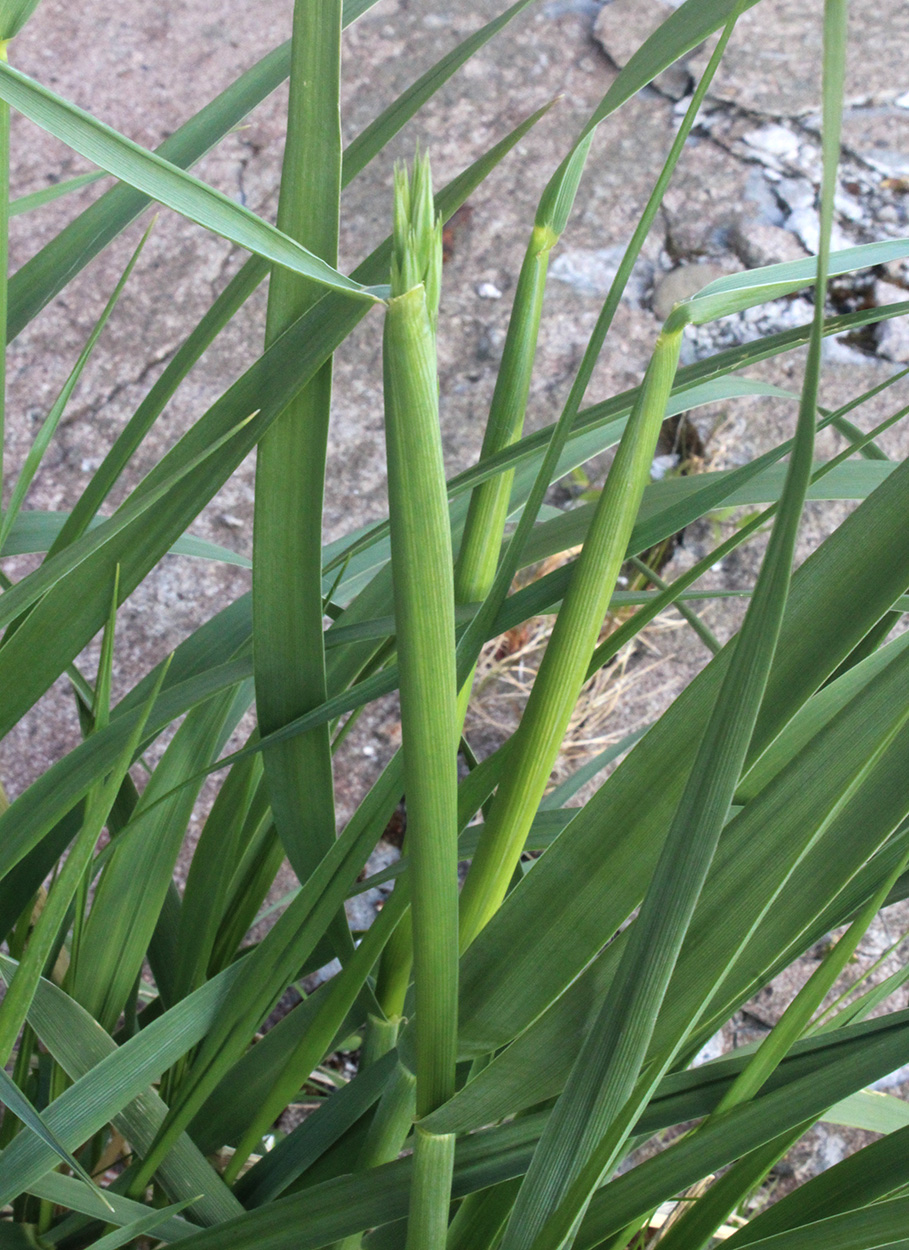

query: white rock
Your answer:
[650,453,679,481]
[877,313,909,363]
[743,124,800,162]
[784,206,850,255]
[834,189,864,222]
[476,282,503,300]
[549,246,654,306]
[692,1030,726,1067]
[895,90,909,109]
[775,176,816,213]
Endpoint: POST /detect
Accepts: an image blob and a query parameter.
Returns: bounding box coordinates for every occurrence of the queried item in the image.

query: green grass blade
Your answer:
[383,158,459,1247]
[236,1051,398,1207]
[70,681,250,1030]
[458,325,683,948]
[726,1124,909,1247]
[0,0,41,38]
[0,953,245,1220]
[0,641,165,1066]
[500,3,849,1226]
[0,63,382,303]
[0,509,252,566]
[27,1171,193,1242]
[0,222,151,552]
[456,403,909,1082]
[4,4,376,335]
[124,744,404,1195]
[0,1067,112,1210]
[81,1198,194,1250]
[9,169,104,215]
[223,883,409,1184]
[0,100,549,746]
[253,0,350,963]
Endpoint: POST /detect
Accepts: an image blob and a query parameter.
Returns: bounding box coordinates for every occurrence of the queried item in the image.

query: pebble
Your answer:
[875,281,909,362]
[895,90,909,110]
[476,282,503,300]
[592,0,692,99]
[743,124,801,163]
[730,221,808,269]
[650,453,679,480]
[775,176,816,214]
[549,246,655,306]
[651,262,730,320]
[784,206,851,255]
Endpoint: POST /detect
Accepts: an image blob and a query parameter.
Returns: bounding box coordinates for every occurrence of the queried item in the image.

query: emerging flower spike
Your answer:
[390,152,442,330]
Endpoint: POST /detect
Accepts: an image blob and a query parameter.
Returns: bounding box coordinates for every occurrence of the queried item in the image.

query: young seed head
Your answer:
[390,152,442,330]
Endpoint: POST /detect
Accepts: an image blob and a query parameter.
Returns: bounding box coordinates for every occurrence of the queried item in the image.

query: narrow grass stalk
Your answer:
[718,844,909,1118]
[586,393,909,682]
[654,777,909,1250]
[501,4,850,1246]
[628,556,721,656]
[0,39,8,508]
[335,1059,417,1250]
[252,0,352,960]
[383,157,459,1247]
[454,8,735,646]
[453,223,554,605]
[0,223,150,553]
[222,881,409,1185]
[458,324,683,948]
[0,650,167,1068]
[451,18,739,943]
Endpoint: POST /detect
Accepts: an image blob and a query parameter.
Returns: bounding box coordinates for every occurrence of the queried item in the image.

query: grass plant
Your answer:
[0,1,908,1248]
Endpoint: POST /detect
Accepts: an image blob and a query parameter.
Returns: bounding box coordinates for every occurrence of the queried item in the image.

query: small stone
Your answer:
[593,0,692,99]
[692,1030,726,1067]
[784,206,851,255]
[219,513,244,529]
[476,281,503,300]
[875,279,907,307]
[834,189,864,222]
[875,282,909,361]
[895,90,909,109]
[730,221,808,269]
[744,169,787,227]
[651,262,729,320]
[883,259,909,285]
[549,246,655,306]
[775,177,816,214]
[650,453,679,480]
[743,124,800,163]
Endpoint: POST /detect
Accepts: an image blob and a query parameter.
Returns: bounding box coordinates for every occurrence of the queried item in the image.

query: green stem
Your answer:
[454,225,555,606]
[0,42,9,510]
[385,278,459,1117]
[407,1128,457,1250]
[384,157,458,1246]
[252,0,351,962]
[222,882,409,1185]
[459,327,683,948]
